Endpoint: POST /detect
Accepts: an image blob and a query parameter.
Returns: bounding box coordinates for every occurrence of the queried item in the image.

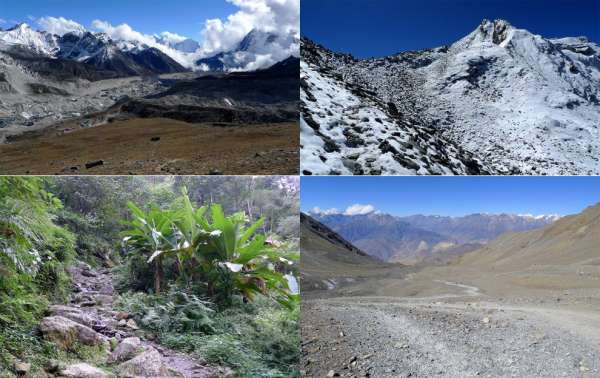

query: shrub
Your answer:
[161,297,299,377]
[115,289,215,335]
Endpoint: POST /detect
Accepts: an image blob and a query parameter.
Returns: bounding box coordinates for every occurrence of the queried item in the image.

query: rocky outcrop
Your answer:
[40,315,107,349]
[61,363,112,378]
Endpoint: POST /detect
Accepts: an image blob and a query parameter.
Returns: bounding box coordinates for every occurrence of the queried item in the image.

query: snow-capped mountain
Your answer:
[0,23,59,55]
[301,19,600,175]
[57,32,112,61]
[196,28,299,72]
[0,24,187,76]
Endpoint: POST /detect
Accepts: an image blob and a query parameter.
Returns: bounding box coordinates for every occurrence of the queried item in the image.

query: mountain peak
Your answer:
[8,23,31,31]
[237,28,279,52]
[478,19,515,45]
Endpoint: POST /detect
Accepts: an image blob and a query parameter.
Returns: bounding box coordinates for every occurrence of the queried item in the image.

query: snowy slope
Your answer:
[57,32,112,61]
[422,20,600,175]
[0,24,59,55]
[0,24,187,77]
[302,20,600,175]
[301,39,489,175]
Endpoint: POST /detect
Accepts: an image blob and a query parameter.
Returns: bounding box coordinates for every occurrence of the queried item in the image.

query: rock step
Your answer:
[40,316,108,350]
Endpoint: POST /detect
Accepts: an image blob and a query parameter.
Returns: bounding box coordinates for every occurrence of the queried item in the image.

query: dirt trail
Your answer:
[53,261,216,377]
[302,288,600,378]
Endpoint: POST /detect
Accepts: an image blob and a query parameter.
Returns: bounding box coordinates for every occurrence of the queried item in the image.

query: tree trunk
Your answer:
[155,256,164,295]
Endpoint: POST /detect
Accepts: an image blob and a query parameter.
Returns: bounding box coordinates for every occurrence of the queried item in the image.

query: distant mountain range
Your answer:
[310,211,559,263]
[0,23,299,75]
[0,23,186,77]
[458,203,600,269]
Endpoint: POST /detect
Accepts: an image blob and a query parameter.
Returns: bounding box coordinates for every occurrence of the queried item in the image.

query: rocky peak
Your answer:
[478,19,514,45]
[7,23,31,32]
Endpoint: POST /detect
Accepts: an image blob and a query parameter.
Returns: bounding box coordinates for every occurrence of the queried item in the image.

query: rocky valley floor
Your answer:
[0,119,299,175]
[301,268,600,378]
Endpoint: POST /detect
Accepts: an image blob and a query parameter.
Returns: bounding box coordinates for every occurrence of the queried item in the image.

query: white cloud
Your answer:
[310,207,340,216]
[344,204,376,216]
[91,20,153,45]
[157,31,187,44]
[91,20,197,68]
[310,204,377,216]
[37,16,86,36]
[198,0,299,66]
[0,19,7,25]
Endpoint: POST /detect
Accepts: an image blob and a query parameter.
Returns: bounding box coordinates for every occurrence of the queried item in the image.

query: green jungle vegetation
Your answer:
[0,176,300,377]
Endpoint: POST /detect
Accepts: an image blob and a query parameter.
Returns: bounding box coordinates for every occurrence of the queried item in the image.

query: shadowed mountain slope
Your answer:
[300,213,388,291]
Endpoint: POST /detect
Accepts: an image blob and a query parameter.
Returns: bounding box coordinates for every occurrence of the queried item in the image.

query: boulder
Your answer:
[13,361,31,375]
[108,337,142,363]
[61,363,112,378]
[49,305,95,328]
[126,319,139,330]
[40,316,107,349]
[117,348,170,377]
[115,312,130,321]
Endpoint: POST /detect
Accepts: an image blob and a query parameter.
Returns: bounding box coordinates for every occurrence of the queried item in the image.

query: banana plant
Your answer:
[121,191,299,308]
[195,204,299,308]
[120,202,179,294]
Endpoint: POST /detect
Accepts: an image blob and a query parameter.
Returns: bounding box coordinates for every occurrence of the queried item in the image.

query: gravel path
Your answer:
[302,295,600,378]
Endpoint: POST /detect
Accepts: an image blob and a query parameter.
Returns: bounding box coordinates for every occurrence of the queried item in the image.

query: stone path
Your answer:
[40,261,220,377]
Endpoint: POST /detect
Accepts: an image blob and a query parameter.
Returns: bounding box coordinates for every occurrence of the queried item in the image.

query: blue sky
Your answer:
[301,177,600,217]
[302,0,600,58]
[0,0,237,41]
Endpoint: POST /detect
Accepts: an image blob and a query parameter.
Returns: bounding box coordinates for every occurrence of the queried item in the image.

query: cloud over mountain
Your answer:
[37,16,86,36]
[15,1,299,72]
[199,0,299,56]
[90,20,196,68]
[344,204,376,216]
[310,204,377,216]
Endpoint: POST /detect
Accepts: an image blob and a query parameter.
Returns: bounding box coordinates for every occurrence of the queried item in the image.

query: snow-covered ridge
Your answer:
[0,22,297,72]
[518,214,562,221]
[302,19,600,175]
[300,38,490,176]
[0,24,157,59]
[0,23,59,55]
